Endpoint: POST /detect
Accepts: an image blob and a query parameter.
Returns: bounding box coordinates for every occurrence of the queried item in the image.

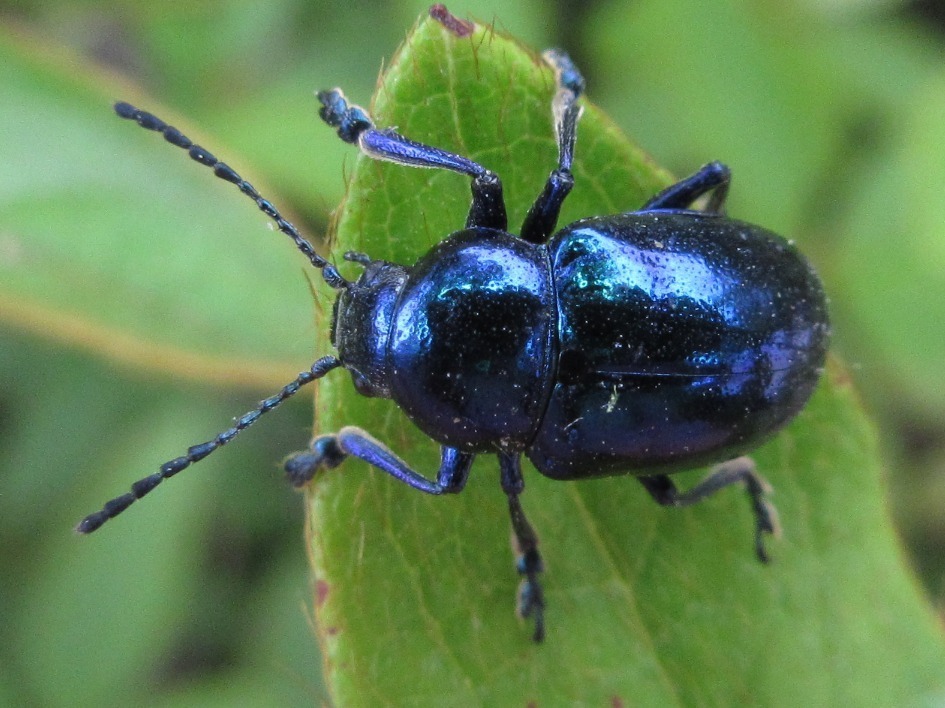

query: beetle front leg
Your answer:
[499,454,545,642]
[285,426,473,494]
[639,456,781,563]
[316,89,507,231]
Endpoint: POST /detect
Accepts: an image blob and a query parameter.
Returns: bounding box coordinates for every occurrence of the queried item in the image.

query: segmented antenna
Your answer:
[77,356,343,533]
[112,101,348,290]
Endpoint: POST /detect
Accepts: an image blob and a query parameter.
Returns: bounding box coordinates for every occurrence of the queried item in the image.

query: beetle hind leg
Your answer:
[639,456,780,563]
[640,161,731,215]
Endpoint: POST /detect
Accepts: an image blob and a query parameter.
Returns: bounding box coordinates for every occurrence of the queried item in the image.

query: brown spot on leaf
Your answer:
[429,4,474,37]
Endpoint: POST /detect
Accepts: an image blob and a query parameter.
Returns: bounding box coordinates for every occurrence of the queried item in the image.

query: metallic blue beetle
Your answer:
[78,50,829,642]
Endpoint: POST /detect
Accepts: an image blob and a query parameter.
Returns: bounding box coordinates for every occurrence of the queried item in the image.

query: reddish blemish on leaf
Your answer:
[316,579,330,608]
[429,4,473,37]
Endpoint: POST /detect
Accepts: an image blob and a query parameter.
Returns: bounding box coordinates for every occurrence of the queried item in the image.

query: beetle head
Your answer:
[332,259,408,398]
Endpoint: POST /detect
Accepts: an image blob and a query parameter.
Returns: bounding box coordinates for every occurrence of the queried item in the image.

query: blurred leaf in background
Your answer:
[2,0,945,705]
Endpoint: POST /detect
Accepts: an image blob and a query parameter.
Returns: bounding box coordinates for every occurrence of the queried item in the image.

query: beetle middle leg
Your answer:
[638,456,780,563]
[499,454,545,642]
[520,49,585,245]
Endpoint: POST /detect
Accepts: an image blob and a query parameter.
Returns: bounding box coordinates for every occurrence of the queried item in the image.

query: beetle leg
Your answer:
[316,88,507,231]
[521,49,585,244]
[499,454,545,642]
[638,456,780,563]
[284,427,473,494]
[640,161,732,215]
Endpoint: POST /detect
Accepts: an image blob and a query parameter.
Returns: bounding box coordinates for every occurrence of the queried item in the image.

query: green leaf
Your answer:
[307,14,945,705]
[0,31,319,387]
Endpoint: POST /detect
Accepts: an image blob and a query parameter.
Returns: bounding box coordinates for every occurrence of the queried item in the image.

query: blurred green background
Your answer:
[2,0,945,704]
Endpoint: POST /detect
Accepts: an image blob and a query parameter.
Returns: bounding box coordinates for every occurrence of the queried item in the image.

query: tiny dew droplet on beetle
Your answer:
[77,22,829,644]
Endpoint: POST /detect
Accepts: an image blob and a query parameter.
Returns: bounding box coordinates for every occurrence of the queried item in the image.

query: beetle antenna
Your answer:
[76,355,343,534]
[113,101,349,290]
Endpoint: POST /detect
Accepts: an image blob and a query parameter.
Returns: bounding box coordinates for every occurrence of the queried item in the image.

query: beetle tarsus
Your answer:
[516,544,546,643]
[316,89,374,143]
[284,434,349,487]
